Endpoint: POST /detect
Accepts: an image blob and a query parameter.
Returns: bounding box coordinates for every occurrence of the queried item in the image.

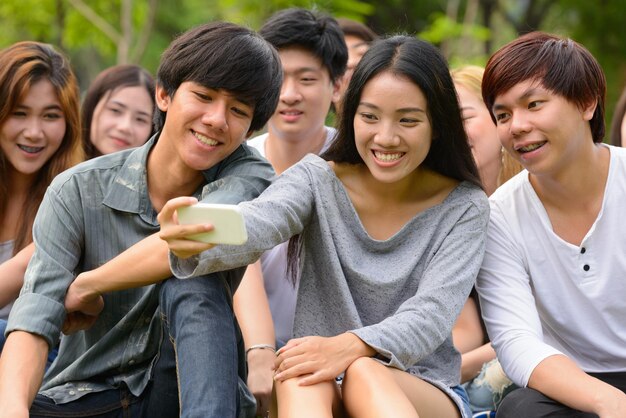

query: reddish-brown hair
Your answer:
[0,41,82,254]
[482,32,606,143]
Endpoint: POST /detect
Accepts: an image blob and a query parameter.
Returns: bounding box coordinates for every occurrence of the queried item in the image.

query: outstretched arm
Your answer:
[64,197,214,333]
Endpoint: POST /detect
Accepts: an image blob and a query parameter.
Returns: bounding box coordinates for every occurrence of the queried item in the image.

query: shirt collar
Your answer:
[102,134,156,220]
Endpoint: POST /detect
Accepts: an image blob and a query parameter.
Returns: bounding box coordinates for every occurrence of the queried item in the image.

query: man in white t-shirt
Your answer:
[232,8,347,416]
[476,32,626,417]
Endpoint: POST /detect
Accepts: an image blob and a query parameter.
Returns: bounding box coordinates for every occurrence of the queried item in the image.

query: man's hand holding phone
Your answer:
[157,197,247,259]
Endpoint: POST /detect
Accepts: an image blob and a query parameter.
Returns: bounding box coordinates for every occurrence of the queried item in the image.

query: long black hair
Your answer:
[287,35,481,282]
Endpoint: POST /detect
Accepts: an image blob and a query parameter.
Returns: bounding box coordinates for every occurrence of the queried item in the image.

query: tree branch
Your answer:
[66,0,121,44]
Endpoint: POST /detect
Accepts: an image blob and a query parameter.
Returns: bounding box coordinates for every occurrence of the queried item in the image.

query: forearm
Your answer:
[461,343,496,383]
[234,261,276,348]
[0,331,48,415]
[528,355,626,415]
[0,244,35,307]
[75,233,171,297]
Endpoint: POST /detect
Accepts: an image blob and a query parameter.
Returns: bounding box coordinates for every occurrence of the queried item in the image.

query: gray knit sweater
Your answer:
[172,154,489,412]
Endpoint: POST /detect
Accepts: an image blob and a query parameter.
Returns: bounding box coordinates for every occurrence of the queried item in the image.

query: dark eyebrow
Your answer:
[108,100,152,118]
[493,86,546,112]
[358,102,426,114]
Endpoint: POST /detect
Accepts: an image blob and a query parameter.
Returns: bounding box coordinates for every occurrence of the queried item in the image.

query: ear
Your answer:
[331,78,343,104]
[155,85,171,112]
[245,129,255,139]
[582,98,598,121]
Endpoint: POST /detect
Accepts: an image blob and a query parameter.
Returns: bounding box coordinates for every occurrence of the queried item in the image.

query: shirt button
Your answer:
[583,264,590,271]
[129,359,136,365]
[580,247,586,254]
[69,390,76,395]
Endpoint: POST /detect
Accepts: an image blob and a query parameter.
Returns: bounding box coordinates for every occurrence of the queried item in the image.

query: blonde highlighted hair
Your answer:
[452,65,523,187]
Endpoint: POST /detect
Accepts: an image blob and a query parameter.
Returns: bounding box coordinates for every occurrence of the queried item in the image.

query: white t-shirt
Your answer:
[476,144,626,387]
[246,127,336,346]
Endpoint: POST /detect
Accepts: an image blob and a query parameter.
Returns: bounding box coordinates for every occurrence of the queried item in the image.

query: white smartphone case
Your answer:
[176,203,248,245]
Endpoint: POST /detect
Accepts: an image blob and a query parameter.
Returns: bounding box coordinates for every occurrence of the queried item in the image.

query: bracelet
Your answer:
[245,344,276,357]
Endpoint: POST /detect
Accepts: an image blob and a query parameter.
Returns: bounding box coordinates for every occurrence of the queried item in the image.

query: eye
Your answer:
[528,100,542,109]
[11,111,27,117]
[136,117,150,125]
[300,77,317,84]
[43,112,63,120]
[495,112,510,123]
[400,117,419,125]
[359,112,377,122]
[107,107,122,115]
[231,106,250,118]
[194,92,211,101]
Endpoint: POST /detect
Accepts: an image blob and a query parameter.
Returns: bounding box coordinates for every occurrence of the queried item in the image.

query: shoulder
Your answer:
[489,170,530,207]
[448,181,490,215]
[49,149,133,192]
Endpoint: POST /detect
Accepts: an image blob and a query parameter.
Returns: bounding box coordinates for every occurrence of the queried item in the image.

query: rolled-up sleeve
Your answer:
[7,179,84,349]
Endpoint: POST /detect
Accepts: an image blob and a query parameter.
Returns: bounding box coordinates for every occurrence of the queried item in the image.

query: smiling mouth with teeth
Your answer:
[18,144,44,154]
[192,131,219,147]
[518,142,545,153]
[373,151,404,162]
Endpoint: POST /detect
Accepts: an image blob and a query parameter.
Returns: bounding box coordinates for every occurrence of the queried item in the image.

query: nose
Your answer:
[280,77,302,105]
[23,116,45,141]
[201,100,228,131]
[509,110,532,137]
[374,120,400,148]
[118,113,132,133]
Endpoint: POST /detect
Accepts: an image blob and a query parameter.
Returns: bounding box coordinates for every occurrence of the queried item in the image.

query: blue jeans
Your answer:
[159,272,254,418]
[30,312,180,417]
[29,273,255,418]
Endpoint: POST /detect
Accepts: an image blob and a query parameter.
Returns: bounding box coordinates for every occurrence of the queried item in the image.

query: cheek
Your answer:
[47,121,67,148]
[134,123,153,144]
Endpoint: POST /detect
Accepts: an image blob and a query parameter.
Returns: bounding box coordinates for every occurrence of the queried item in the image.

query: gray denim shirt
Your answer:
[6,134,274,403]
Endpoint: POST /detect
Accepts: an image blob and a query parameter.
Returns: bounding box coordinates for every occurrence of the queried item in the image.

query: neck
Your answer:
[146,137,205,212]
[530,142,609,208]
[7,168,37,197]
[481,157,503,197]
[265,126,327,174]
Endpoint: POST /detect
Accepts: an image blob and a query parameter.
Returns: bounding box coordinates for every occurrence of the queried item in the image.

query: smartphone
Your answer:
[176,203,248,245]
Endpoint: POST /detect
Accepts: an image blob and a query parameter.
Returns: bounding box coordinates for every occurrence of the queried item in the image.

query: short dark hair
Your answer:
[336,17,377,43]
[482,31,606,143]
[155,21,282,133]
[259,8,348,83]
[323,35,481,188]
[81,64,155,159]
[610,86,626,147]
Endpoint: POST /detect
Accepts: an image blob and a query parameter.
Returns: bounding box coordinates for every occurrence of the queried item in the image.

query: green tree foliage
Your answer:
[0,0,624,132]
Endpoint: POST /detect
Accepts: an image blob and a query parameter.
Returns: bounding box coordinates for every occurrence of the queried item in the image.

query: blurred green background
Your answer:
[2,0,624,131]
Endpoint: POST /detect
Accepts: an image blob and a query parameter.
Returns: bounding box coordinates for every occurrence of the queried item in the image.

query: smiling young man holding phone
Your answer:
[0,22,281,418]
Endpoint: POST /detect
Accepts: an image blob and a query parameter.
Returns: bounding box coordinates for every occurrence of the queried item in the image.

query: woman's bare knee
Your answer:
[273,376,340,418]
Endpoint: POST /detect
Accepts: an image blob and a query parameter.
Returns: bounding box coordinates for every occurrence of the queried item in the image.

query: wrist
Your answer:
[73,271,101,299]
[340,332,376,359]
[246,343,276,358]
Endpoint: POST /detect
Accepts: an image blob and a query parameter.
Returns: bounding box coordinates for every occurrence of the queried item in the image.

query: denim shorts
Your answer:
[451,384,473,418]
